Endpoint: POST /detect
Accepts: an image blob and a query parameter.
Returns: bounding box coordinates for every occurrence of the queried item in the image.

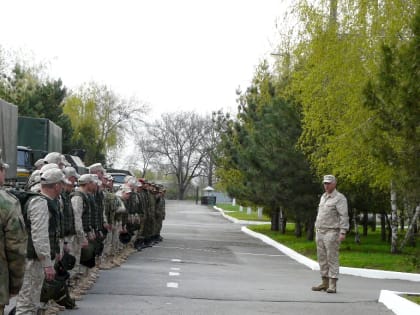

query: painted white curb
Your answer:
[241,226,420,282]
[213,206,270,225]
[379,290,420,315]
[241,226,320,270]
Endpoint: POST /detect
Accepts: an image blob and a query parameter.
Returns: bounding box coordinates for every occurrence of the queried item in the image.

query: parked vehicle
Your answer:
[0,99,18,183]
[18,116,62,162]
[106,172,129,191]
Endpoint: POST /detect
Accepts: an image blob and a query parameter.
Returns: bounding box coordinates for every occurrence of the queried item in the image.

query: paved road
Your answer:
[61,200,418,315]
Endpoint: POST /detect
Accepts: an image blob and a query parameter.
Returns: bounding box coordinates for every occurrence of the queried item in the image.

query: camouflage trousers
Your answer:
[113,222,122,253]
[315,229,341,279]
[0,304,4,315]
[102,231,114,257]
[16,259,44,315]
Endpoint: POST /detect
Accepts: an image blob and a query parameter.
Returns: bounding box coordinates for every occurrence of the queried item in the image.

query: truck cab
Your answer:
[16,145,33,185]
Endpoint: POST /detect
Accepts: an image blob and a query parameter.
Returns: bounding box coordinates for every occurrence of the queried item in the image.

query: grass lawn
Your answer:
[404,294,420,305]
[248,223,420,274]
[216,203,270,221]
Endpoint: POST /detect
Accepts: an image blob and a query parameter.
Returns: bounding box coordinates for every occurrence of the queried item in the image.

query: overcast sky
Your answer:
[1,0,292,119]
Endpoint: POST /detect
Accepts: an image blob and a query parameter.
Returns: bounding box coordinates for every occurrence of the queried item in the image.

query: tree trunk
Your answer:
[306,217,315,241]
[329,0,338,26]
[208,158,213,187]
[295,217,302,238]
[362,210,368,236]
[385,212,392,243]
[371,213,377,232]
[400,206,405,232]
[400,204,420,251]
[278,207,287,234]
[380,212,386,242]
[353,208,361,244]
[178,185,185,200]
[390,182,399,253]
[271,208,279,231]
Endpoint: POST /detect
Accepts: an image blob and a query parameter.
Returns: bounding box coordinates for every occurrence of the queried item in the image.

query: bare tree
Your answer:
[147,111,210,200]
[133,133,158,177]
[200,113,221,187]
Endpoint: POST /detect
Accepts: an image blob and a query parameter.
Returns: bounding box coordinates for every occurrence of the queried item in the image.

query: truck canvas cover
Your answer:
[18,116,62,161]
[0,99,18,179]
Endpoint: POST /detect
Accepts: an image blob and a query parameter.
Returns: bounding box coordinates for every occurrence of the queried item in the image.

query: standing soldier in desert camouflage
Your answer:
[312,175,349,294]
[0,151,27,315]
[16,168,64,315]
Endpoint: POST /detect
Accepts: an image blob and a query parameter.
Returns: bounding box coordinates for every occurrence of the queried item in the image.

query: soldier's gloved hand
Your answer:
[44,266,56,281]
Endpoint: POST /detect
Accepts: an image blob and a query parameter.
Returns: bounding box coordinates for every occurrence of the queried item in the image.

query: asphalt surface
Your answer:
[59,200,419,315]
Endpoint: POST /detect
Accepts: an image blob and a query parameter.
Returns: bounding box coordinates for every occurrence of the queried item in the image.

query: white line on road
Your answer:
[169,272,180,276]
[171,259,182,262]
[235,252,285,257]
[167,282,179,288]
[160,246,285,257]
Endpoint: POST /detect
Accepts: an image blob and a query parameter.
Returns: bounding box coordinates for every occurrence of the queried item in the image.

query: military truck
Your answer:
[0,99,18,183]
[18,116,62,161]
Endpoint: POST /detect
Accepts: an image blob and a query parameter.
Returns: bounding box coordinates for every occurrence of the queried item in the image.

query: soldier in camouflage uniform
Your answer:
[117,185,132,261]
[145,182,156,247]
[154,186,166,242]
[134,179,147,251]
[312,175,349,294]
[0,152,27,315]
[113,187,128,263]
[16,168,64,315]
[70,174,95,300]
[101,174,119,269]
[61,167,79,278]
[124,177,141,253]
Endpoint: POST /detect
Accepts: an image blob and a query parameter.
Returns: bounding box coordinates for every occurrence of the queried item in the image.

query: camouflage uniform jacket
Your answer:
[0,189,27,305]
[103,191,118,225]
[315,189,349,234]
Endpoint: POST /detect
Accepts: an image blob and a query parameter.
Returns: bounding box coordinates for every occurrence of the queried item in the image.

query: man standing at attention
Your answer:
[0,151,27,315]
[16,168,64,314]
[312,175,349,293]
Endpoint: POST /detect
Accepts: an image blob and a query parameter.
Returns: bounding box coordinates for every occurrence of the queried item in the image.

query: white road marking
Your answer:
[170,267,180,271]
[160,246,285,257]
[171,259,182,262]
[167,282,179,288]
[169,272,180,276]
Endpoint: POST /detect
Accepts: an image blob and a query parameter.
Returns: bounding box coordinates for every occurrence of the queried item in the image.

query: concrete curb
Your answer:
[241,226,420,282]
[215,205,420,282]
[379,290,420,315]
[240,225,420,314]
[213,206,270,225]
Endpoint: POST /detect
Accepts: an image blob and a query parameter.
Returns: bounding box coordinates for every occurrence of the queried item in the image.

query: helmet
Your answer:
[40,278,66,303]
[119,231,132,244]
[61,252,76,271]
[54,260,70,281]
[80,240,96,268]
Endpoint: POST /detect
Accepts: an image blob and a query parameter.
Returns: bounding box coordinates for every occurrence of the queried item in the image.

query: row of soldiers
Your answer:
[0,150,166,315]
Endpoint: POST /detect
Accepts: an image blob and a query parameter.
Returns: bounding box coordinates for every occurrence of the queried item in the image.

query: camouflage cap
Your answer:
[40,163,59,173]
[323,175,336,183]
[63,166,80,179]
[34,158,47,168]
[27,170,41,188]
[41,168,66,185]
[78,174,95,185]
[0,149,9,169]
[44,152,67,166]
[88,163,105,174]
